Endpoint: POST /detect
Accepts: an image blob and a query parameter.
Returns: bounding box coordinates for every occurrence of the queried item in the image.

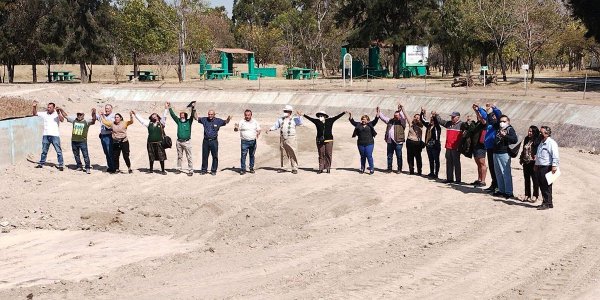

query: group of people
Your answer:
[32,100,559,210]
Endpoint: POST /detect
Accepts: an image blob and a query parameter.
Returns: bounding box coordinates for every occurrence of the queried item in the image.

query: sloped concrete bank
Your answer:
[0,117,42,168]
[100,88,600,150]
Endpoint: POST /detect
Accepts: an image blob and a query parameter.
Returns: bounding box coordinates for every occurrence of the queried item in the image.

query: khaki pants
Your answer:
[176,139,193,172]
[280,136,298,171]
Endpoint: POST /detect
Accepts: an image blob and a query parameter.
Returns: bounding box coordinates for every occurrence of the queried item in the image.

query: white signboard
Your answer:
[343,53,353,87]
[343,53,352,69]
[406,45,429,66]
[522,64,529,70]
[481,66,489,71]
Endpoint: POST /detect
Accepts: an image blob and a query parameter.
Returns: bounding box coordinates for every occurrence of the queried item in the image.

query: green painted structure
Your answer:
[340,45,390,78]
[398,50,427,78]
[199,48,277,80]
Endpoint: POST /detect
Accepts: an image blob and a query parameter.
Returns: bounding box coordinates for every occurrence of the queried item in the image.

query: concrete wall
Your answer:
[100,88,600,150]
[0,117,42,168]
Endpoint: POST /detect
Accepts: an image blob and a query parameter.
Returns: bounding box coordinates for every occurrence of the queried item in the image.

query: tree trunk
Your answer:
[32,60,37,83]
[133,52,139,78]
[392,44,400,79]
[320,51,327,77]
[497,45,507,81]
[47,60,52,82]
[80,61,89,83]
[7,61,15,83]
[452,51,461,77]
[88,63,93,82]
[529,56,535,84]
[480,48,489,67]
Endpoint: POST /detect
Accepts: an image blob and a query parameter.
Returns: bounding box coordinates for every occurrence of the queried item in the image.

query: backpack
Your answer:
[507,130,521,158]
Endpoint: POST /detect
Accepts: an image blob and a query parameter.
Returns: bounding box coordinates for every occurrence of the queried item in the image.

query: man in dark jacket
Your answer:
[379,104,407,174]
[493,115,518,198]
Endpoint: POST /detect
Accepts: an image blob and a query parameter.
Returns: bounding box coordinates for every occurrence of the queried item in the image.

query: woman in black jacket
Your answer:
[519,125,541,202]
[348,108,379,174]
[304,111,345,173]
[421,108,442,179]
[493,115,519,198]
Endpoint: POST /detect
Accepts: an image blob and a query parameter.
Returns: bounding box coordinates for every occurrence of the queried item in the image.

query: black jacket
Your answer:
[350,116,379,145]
[494,124,518,154]
[304,112,345,141]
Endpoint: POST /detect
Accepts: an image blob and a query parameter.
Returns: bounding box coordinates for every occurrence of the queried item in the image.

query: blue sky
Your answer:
[210,0,233,15]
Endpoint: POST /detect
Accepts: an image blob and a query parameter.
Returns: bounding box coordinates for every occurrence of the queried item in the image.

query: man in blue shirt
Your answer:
[198,110,231,175]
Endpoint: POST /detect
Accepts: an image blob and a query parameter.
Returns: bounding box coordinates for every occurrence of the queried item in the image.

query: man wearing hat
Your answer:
[267,105,303,174]
[303,110,346,174]
[436,111,464,183]
[167,101,196,176]
[58,107,97,174]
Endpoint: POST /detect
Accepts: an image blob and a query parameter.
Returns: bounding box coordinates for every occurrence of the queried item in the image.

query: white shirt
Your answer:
[535,137,560,167]
[238,119,261,141]
[37,111,60,136]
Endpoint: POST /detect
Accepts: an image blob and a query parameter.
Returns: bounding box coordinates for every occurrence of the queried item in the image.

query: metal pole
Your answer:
[366,68,369,91]
[583,73,588,100]
[424,75,427,93]
[343,60,346,87]
[258,74,261,90]
[466,70,470,93]
[525,70,528,96]
[483,70,486,88]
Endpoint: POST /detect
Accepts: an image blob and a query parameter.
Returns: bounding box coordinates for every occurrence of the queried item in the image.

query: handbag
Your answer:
[159,124,172,149]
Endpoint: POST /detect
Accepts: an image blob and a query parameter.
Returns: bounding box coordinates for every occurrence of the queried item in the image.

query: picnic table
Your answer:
[206,68,232,80]
[286,67,318,80]
[50,71,75,82]
[128,70,159,81]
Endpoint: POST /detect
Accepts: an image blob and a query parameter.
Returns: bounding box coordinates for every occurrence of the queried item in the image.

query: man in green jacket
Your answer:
[167,101,196,176]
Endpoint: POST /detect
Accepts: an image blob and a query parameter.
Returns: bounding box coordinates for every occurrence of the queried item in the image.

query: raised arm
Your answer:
[161,109,167,126]
[89,108,97,125]
[101,115,113,127]
[167,102,179,124]
[399,105,407,127]
[32,101,38,116]
[378,110,390,124]
[420,108,430,127]
[133,111,149,127]
[303,114,318,125]
[269,118,282,131]
[293,111,303,126]
[56,107,65,122]
[330,112,346,122]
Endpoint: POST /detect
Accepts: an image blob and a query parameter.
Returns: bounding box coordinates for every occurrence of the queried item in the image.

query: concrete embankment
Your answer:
[98,88,600,150]
[0,117,42,168]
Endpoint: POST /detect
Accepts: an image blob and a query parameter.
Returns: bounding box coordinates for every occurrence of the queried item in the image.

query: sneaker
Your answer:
[160,171,167,175]
[369,169,374,175]
[76,166,84,171]
[484,186,496,192]
[277,169,286,173]
[200,171,207,175]
[128,169,133,174]
[291,170,298,174]
[86,169,91,174]
[537,204,550,210]
[471,180,481,185]
[240,170,246,175]
[58,166,64,171]
[395,170,401,174]
[248,169,255,174]
[493,191,505,197]
[35,165,43,169]
[442,180,454,184]
[359,169,365,174]
[210,171,216,176]
[504,193,515,199]
[317,170,323,174]
[326,169,330,174]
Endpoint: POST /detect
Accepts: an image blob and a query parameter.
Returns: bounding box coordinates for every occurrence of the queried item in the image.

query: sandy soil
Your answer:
[1,84,600,299]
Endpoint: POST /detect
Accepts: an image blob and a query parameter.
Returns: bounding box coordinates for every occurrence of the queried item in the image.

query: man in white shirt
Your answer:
[234,109,261,175]
[267,105,303,174]
[33,101,65,170]
[535,126,560,210]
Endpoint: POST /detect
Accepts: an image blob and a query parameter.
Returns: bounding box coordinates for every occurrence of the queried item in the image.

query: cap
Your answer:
[450,111,461,117]
[283,105,293,112]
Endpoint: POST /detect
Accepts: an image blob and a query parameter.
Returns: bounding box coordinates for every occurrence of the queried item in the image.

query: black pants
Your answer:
[536,165,553,206]
[406,140,423,174]
[523,162,539,197]
[487,149,497,188]
[426,142,441,176]
[202,138,219,172]
[113,140,131,170]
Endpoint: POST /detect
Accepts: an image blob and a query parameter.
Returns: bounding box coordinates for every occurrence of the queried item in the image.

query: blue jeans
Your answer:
[100,134,115,171]
[72,141,90,169]
[493,153,513,195]
[386,142,403,171]
[240,139,257,170]
[39,135,63,166]
[202,138,219,172]
[358,144,374,171]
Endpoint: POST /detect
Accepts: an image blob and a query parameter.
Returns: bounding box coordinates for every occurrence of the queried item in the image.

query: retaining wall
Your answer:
[0,117,42,168]
[100,88,600,150]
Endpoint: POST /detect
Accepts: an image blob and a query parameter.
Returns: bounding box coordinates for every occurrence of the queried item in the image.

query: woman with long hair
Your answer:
[520,125,542,202]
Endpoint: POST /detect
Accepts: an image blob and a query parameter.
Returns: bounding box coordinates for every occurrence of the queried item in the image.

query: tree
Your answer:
[567,0,600,43]
[117,0,176,78]
[336,0,440,78]
[475,0,519,81]
[515,0,564,83]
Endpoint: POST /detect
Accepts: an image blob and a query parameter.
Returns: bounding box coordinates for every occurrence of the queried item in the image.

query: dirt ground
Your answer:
[0,82,599,299]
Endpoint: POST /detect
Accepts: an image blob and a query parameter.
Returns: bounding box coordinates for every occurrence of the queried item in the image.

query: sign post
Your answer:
[343,53,353,87]
[481,66,488,87]
[522,64,529,95]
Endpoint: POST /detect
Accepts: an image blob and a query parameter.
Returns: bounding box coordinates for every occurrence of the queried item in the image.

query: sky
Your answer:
[210,0,234,15]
